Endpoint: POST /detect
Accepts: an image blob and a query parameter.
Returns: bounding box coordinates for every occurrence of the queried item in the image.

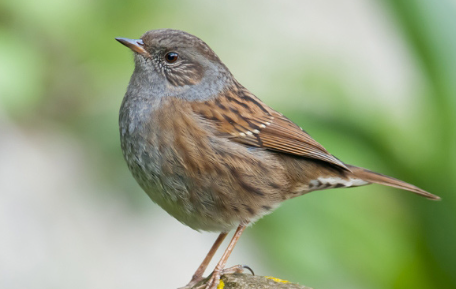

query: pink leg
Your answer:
[185,232,228,287]
[204,224,248,289]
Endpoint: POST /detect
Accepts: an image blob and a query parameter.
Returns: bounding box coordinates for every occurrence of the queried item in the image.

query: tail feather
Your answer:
[347,165,440,200]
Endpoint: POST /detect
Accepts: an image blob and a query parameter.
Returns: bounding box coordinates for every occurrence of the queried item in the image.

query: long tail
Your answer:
[347,165,440,200]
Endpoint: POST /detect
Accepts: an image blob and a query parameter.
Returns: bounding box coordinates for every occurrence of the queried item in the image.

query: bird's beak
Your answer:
[115,37,150,57]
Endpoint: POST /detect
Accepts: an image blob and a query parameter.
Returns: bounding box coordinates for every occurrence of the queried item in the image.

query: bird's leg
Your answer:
[184,232,228,287]
[204,224,248,289]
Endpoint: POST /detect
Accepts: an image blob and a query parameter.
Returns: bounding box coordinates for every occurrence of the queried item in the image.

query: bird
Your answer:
[115,29,440,289]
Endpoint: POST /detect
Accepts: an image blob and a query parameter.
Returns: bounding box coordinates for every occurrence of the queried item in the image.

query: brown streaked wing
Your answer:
[190,87,348,170]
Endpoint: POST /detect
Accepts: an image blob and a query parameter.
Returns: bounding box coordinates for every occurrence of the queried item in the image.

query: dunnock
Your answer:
[116,29,439,289]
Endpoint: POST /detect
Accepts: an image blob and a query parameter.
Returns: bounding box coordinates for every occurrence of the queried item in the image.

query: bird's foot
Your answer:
[200,265,254,289]
[222,265,254,276]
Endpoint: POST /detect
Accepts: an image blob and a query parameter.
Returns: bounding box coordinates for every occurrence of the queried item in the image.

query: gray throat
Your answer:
[120,54,234,138]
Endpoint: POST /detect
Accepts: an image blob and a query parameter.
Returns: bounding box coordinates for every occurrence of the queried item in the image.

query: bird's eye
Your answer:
[165,52,179,63]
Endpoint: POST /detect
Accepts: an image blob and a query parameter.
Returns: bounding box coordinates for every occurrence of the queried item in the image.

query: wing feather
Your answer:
[191,85,348,170]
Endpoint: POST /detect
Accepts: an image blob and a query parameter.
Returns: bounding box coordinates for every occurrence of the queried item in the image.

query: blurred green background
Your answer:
[1,0,455,288]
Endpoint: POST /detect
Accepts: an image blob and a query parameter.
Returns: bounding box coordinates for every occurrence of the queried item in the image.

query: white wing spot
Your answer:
[309,180,319,188]
[306,177,369,191]
[349,178,369,186]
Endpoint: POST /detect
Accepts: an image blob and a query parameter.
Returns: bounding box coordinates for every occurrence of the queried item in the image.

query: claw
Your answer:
[242,265,255,276]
